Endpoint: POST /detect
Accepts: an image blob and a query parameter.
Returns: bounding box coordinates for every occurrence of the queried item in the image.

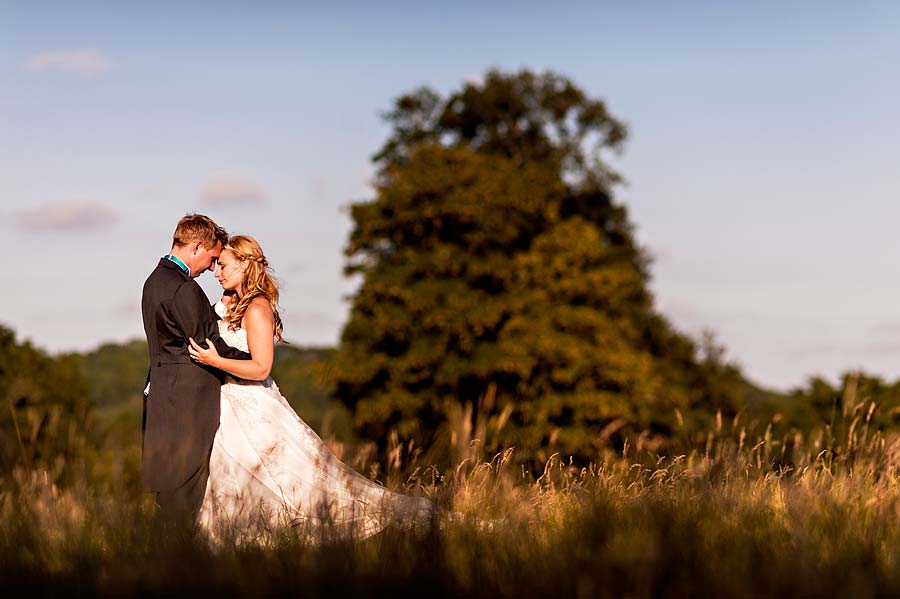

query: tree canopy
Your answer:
[332,70,748,463]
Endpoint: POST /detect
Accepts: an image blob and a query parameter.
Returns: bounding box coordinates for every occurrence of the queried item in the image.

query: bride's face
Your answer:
[215,249,245,292]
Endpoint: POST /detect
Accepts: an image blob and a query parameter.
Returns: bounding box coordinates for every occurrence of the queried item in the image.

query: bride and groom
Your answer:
[141,214,431,540]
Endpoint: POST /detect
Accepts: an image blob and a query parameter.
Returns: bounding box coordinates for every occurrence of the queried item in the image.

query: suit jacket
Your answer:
[140,258,250,492]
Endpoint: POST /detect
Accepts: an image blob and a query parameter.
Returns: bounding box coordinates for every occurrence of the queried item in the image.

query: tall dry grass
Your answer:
[4,393,900,597]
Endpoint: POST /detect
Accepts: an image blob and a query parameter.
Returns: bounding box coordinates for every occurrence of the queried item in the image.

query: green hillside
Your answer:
[68,339,353,443]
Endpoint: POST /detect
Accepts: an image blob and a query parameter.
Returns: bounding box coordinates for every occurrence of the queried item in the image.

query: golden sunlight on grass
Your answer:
[5,398,900,597]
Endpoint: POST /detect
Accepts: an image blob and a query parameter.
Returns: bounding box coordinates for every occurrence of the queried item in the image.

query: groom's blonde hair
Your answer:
[172,214,228,249]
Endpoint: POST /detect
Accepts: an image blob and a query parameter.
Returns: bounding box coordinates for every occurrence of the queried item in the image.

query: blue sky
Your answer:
[2,1,899,390]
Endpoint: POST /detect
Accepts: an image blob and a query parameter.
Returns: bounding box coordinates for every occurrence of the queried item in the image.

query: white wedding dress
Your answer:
[196,307,432,542]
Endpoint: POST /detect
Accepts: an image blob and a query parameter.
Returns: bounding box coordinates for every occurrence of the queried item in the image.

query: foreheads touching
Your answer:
[170,213,229,276]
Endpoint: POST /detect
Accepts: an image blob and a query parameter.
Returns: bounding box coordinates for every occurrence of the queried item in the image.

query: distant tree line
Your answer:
[2,315,899,483]
[0,324,91,481]
[0,325,343,485]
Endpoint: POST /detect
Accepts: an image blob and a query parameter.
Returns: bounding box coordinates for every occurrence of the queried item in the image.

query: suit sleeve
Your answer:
[170,281,251,361]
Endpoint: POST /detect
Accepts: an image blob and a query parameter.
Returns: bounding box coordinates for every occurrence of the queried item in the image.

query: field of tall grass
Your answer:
[4,395,900,597]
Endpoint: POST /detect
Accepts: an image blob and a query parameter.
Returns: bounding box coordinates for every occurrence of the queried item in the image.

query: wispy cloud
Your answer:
[783,344,844,360]
[16,201,118,232]
[202,176,266,208]
[463,73,485,87]
[866,321,900,338]
[25,50,114,75]
[855,341,900,357]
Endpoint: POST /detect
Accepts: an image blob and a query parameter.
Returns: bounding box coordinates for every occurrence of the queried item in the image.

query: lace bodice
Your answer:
[218,320,249,352]
[215,300,249,352]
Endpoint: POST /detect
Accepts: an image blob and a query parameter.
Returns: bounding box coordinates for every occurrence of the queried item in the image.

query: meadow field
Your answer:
[4,393,900,598]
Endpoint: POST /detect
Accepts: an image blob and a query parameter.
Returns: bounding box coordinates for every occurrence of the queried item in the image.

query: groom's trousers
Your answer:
[154,453,210,527]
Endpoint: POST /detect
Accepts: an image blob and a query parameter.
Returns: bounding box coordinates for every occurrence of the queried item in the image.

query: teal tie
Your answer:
[163,254,190,276]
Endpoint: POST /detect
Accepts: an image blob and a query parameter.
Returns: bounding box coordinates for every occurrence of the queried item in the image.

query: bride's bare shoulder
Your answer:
[241,300,275,338]
[247,296,272,311]
[244,297,274,323]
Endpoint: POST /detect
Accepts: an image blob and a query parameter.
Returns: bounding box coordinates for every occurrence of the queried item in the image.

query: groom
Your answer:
[141,213,250,526]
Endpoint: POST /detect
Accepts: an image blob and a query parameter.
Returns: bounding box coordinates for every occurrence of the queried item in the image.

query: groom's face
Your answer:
[192,241,223,277]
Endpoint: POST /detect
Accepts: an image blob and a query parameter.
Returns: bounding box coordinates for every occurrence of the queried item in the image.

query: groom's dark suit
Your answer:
[141,258,250,521]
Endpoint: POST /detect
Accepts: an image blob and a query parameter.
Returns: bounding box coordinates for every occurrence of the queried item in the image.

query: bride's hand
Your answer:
[188,337,220,367]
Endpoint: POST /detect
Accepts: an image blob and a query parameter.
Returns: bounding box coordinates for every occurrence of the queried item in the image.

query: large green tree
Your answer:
[332,70,743,463]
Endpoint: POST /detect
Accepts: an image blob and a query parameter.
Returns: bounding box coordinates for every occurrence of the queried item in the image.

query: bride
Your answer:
[187,235,432,541]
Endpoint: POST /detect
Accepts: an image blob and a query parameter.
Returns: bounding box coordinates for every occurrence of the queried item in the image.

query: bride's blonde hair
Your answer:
[222,235,285,342]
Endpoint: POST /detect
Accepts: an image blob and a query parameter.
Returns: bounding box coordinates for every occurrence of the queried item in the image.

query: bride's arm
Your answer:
[188,299,275,381]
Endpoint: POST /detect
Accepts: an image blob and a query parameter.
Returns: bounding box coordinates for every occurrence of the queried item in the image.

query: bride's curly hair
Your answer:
[222,235,285,342]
